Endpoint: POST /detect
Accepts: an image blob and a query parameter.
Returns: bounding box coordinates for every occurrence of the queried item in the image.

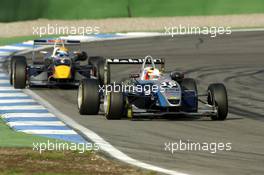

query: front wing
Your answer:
[130,104,218,118]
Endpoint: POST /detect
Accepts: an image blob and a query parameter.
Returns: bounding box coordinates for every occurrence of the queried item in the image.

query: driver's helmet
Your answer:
[55,46,69,57]
[142,67,161,80]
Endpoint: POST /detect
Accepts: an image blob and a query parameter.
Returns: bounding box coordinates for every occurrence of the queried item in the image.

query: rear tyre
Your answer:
[104,91,124,120]
[10,56,26,85]
[208,83,228,120]
[88,56,103,76]
[13,58,27,89]
[88,56,110,85]
[88,56,103,66]
[97,59,110,85]
[181,78,198,112]
[77,79,100,115]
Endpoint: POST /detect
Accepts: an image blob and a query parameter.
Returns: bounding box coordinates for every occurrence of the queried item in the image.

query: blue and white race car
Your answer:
[77,56,228,121]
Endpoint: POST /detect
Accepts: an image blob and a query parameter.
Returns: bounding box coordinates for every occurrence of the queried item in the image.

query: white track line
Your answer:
[20,129,77,135]
[232,28,264,32]
[0,105,46,110]
[7,121,65,127]
[2,113,55,118]
[0,93,28,97]
[0,99,35,104]
[0,87,17,90]
[0,73,7,76]
[0,45,29,50]
[0,80,9,83]
[24,89,189,175]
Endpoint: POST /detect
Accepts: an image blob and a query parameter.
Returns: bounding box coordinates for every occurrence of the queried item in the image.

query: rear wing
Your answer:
[106,58,165,65]
[105,57,165,76]
[101,56,166,85]
[31,39,81,61]
[33,39,80,46]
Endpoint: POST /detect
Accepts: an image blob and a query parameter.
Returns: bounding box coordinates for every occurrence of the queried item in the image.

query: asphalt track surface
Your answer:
[22,32,264,175]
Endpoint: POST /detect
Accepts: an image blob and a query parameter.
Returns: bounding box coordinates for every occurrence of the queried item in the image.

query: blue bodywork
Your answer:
[124,76,198,113]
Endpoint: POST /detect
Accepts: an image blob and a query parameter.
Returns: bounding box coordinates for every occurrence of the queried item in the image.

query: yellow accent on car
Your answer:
[106,93,111,115]
[127,107,133,118]
[59,46,68,52]
[53,65,71,79]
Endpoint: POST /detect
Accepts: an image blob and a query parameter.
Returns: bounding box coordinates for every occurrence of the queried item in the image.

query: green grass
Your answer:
[43,0,128,20]
[0,118,66,147]
[129,0,264,17]
[0,0,128,22]
[0,35,62,46]
[0,36,38,46]
[1,0,264,22]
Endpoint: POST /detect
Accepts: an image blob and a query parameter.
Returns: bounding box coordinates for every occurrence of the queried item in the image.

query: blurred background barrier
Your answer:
[1,0,264,22]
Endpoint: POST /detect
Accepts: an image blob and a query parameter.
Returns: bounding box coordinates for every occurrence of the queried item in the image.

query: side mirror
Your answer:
[170,71,184,82]
[129,73,140,79]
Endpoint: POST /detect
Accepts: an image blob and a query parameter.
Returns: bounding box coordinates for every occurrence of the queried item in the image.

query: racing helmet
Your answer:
[56,47,69,57]
[143,67,161,80]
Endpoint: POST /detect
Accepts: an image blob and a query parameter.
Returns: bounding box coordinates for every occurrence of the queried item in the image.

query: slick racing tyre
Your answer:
[78,79,100,115]
[10,56,26,85]
[13,57,27,89]
[181,78,198,112]
[104,91,124,120]
[88,56,110,85]
[208,83,228,120]
[88,56,102,66]
[88,56,103,78]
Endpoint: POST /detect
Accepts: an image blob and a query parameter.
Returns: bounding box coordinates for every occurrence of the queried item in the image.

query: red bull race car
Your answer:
[10,39,108,88]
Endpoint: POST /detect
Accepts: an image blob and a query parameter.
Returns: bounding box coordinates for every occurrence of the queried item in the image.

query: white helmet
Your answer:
[142,67,160,80]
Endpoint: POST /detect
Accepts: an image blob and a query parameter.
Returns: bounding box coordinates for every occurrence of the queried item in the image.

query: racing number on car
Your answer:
[161,81,177,88]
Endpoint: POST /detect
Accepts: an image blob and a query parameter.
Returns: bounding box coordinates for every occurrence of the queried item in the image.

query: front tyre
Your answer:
[13,58,27,89]
[10,56,26,85]
[104,91,124,120]
[78,79,100,115]
[208,83,228,120]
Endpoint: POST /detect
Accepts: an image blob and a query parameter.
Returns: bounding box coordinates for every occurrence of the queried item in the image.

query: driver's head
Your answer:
[143,67,160,80]
[56,47,69,57]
